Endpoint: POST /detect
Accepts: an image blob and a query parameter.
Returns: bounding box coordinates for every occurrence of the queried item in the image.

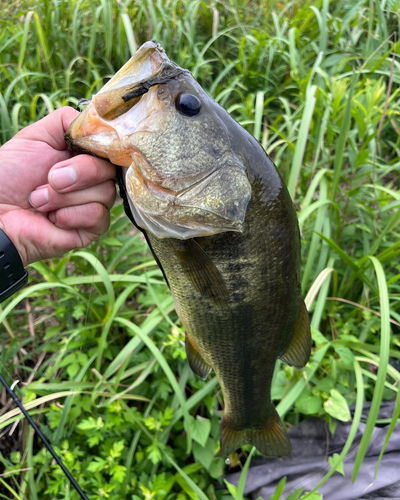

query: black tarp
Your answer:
[225,401,400,499]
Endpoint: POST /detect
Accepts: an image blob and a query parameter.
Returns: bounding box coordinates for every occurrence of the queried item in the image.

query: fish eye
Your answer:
[176,93,201,116]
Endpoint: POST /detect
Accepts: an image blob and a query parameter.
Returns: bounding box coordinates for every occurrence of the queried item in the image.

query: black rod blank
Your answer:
[0,373,89,500]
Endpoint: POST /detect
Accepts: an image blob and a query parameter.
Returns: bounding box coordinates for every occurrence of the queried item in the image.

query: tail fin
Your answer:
[220,409,292,457]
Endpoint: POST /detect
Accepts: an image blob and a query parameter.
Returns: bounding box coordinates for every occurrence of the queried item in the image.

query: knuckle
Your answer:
[88,202,106,221]
[56,206,78,228]
[51,211,69,230]
[89,156,103,179]
[104,179,116,196]
[100,180,116,206]
[97,210,111,235]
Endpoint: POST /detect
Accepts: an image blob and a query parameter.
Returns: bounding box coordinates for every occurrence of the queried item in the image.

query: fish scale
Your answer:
[64,40,312,457]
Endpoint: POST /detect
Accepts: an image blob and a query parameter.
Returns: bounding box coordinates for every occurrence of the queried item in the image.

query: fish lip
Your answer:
[64,131,108,159]
[64,130,96,156]
[64,100,124,160]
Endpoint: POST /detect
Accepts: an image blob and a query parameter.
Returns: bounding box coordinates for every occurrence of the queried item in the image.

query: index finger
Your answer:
[15,106,80,151]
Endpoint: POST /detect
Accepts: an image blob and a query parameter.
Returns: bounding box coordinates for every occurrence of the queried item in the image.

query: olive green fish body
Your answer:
[65,40,311,457]
[133,141,304,455]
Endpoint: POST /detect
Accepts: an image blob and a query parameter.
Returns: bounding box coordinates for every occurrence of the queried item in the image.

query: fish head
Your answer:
[65,40,251,239]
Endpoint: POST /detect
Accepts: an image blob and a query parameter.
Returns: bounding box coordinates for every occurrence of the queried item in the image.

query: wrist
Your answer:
[0,227,28,303]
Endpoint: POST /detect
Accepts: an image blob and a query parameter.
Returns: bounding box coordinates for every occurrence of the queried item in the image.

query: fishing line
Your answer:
[0,372,89,500]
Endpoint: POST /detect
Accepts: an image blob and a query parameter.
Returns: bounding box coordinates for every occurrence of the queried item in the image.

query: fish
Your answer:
[64,40,311,458]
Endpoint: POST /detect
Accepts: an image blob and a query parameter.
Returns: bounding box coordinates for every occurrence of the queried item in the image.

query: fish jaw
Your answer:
[123,151,251,239]
[64,102,131,164]
[64,89,168,168]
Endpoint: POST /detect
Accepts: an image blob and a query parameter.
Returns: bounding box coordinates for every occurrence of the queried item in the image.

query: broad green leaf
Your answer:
[192,416,212,447]
[223,479,238,498]
[286,489,304,500]
[296,395,323,415]
[328,453,345,476]
[333,345,355,366]
[193,439,216,470]
[324,389,351,422]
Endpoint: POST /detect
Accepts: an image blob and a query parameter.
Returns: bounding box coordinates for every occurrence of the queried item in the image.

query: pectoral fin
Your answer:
[280,300,311,369]
[174,239,229,306]
[185,334,212,380]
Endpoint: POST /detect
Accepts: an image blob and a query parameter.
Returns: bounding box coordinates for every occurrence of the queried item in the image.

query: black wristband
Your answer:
[0,229,28,303]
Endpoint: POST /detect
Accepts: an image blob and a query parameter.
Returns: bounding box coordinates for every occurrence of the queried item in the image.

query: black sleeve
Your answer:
[0,229,28,303]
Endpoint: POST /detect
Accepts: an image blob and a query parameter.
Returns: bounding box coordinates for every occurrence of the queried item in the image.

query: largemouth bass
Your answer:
[65,40,311,457]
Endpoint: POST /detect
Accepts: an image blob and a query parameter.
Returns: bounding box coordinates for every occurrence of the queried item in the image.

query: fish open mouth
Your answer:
[65,40,184,158]
[65,40,252,240]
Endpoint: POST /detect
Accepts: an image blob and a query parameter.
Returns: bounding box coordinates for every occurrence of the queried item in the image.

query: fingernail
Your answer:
[48,212,56,223]
[50,166,77,189]
[29,188,49,208]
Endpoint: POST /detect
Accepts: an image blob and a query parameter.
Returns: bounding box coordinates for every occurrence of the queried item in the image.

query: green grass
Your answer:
[1,0,400,499]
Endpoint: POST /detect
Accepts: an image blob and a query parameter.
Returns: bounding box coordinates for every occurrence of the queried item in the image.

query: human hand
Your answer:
[0,107,116,266]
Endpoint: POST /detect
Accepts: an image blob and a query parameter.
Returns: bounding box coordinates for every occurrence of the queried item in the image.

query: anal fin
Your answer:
[280,299,311,369]
[185,334,212,380]
[220,409,292,457]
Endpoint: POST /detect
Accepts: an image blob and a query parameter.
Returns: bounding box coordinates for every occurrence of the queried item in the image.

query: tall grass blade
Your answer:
[287,85,317,200]
[352,256,390,481]
[32,12,50,68]
[73,250,115,313]
[236,447,256,499]
[374,0,388,49]
[163,453,210,500]
[18,11,34,70]
[375,382,400,475]
[303,359,365,498]
[120,12,137,58]
[253,91,264,142]
[330,76,355,208]
[0,478,23,500]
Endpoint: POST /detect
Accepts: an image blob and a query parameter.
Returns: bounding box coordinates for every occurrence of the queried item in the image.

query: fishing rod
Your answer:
[0,372,89,500]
